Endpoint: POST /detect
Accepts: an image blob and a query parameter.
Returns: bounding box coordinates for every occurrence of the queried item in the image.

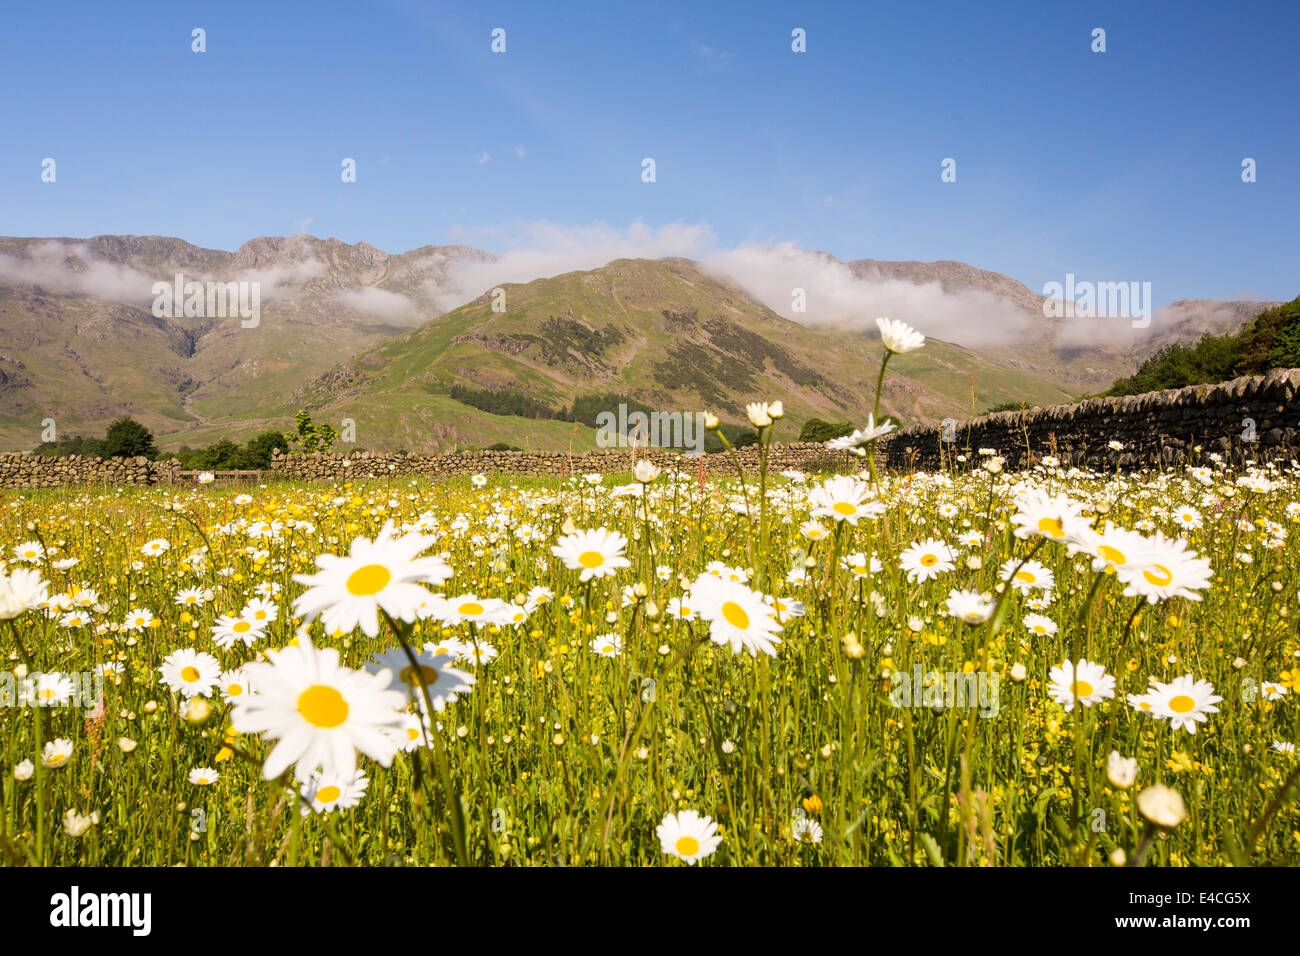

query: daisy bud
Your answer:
[769,401,784,420]
[1010,663,1027,682]
[1136,784,1187,828]
[633,460,661,484]
[118,737,137,753]
[704,413,720,430]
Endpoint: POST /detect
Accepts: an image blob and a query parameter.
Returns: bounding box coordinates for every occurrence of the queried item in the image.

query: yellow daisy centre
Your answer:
[400,664,439,686]
[316,785,342,803]
[833,502,856,516]
[852,565,867,575]
[226,684,243,697]
[297,684,349,728]
[1143,564,1173,587]
[1037,517,1065,537]
[458,602,484,616]
[1072,680,1094,698]
[601,644,616,654]
[1033,625,1047,634]
[1097,545,1127,566]
[675,835,700,857]
[346,564,391,596]
[578,550,605,568]
[181,666,200,683]
[721,601,750,629]
[920,554,938,567]
[233,620,252,633]
[1015,570,1036,583]
[1168,694,1195,714]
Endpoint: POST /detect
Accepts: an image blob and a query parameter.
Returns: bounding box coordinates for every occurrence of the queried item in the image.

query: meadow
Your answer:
[1,442,1297,867]
[1,319,1297,868]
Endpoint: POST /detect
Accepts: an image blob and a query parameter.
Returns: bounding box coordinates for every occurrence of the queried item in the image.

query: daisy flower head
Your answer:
[292,520,451,638]
[826,414,897,450]
[212,613,266,649]
[550,527,631,582]
[364,647,475,712]
[424,593,512,627]
[1117,533,1213,604]
[160,648,222,698]
[657,809,722,865]
[42,738,74,768]
[1148,674,1222,734]
[690,573,783,658]
[1047,659,1115,711]
[590,633,623,657]
[898,538,956,583]
[231,633,407,781]
[188,767,219,786]
[944,588,995,625]
[0,568,51,619]
[1010,489,1085,542]
[808,475,885,525]
[1023,613,1058,638]
[875,316,925,354]
[300,771,370,815]
[1000,558,1055,593]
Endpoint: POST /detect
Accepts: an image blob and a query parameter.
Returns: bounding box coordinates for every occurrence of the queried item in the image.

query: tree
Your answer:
[103,417,157,459]
[234,429,288,469]
[798,418,854,442]
[283,410,338,454]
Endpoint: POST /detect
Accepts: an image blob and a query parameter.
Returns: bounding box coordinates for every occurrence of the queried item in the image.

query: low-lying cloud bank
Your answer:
[0,226,1268,351]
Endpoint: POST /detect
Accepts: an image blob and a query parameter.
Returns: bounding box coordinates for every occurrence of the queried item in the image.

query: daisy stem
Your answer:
[868,351,893,489]
[384,612,470,867]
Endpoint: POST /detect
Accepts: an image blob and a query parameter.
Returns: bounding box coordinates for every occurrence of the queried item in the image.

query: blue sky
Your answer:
[1,0,1296,306]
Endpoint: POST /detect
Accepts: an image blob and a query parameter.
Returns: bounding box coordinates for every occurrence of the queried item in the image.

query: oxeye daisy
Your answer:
[590,633,623,657]
[1047,659,1115,711]
[1148,675,1222,734]
[241,597,279,623]
[690,573,782,658]
[120,608,155,632]
[218,669,252,704]
[656,809,722,865]
[12,542,45,563]
[550,527,631,581]
[944,588,995,625]
[230,634,407,781]
[808,475,885,525]
[292,521,452,638]
[1000,558,1054,593]
[300,771,369,815]
[664,597,698,622]
[1117,534,1213,604]
[364,647,475,712]
[840,552,883,579]
[174,587,211,608]
[424,593,512,627]
[188,767,219,786]
[1023,613,1058,637]
[140,538,170,557]
[875,316,925,354]
[159,648,222,698]
[1010,489,1085,541]
[41,738,74,768]
[212,613,266,649]
[898,538,955,583]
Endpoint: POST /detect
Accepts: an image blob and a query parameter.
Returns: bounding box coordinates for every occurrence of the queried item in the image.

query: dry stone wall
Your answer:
[875,369,1300,471]
[267,443,855,481]
[0,454,183,489]
[4,370,1297,487]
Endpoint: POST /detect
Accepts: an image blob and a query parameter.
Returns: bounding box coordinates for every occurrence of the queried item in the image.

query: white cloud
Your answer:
[0,241,157,304]
[334,286,419,320]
